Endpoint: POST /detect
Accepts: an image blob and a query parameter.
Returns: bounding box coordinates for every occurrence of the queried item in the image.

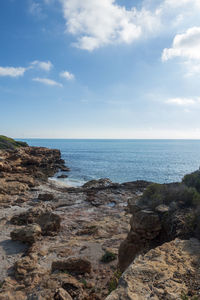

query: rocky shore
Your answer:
[0,138,199,299]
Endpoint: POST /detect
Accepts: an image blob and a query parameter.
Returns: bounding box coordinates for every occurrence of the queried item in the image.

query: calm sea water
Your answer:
[20,139,200,187]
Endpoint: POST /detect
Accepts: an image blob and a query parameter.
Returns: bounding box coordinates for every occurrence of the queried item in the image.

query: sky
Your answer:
[1,0,200,139]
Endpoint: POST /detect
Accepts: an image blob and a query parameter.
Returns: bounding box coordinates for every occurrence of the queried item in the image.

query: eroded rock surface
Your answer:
[107,239,200,300]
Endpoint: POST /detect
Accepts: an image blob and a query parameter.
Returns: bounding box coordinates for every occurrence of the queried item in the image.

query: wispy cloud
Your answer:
[29,0,43,17]
[60,70,75,80]
[31,60,53,71]
[165,97,200,106]
[0,66,26,77]
[32,77,63,87]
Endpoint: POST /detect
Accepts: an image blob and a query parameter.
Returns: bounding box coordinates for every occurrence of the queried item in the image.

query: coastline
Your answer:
[0,140,199,299]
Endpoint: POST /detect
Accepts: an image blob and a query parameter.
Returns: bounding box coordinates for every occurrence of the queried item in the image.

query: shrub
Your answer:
[101,251,116,263]
[183,170,200,193]
[141,182,200,209]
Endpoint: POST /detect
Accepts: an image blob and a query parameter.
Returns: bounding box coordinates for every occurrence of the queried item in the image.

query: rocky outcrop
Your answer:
[107,238,200,300]
[10,224,42,244]
[118,182,200,272]
[0,145,68,207]
[52,257,92,275]
[10,207,61,236]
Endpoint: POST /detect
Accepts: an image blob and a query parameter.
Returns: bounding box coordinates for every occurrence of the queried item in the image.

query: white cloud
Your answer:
[59,0,200,51]
[60,70,75,80]
[162,27,200,61]
[60,0,158,51]
[33,77,63,87]
[166,97,200,106]
[31,60,53,71]
[162,27,200,76]
[0,66,26,77]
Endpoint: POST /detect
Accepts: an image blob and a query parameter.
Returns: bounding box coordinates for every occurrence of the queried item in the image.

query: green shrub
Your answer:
[183,170,200,193]
[0,135,28,150]
[108,270,122,294]
[141,182,200,209]
[101,251,116,263]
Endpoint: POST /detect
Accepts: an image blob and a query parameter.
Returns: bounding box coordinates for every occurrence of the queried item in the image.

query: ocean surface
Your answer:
[20,139,200,187]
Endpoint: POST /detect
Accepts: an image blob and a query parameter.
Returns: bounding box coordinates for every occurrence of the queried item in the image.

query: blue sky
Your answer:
[1,0,200,138]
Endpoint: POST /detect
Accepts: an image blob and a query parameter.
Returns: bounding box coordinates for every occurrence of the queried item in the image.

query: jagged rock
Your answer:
[38,193,54,201]
[54,288,72,300]
[10,207,61,236]
[52,257,91,274]
[57,175,68,179]
[61,276,88,300]
[10,224,42,244]
[130,209,161,239]
[106,239,200,300]
[82,178,113,189]
[0,291,26,300]
[0,145,67,206]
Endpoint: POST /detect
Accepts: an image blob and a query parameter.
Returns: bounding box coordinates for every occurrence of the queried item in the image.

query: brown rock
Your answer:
[106,239,200,300]
[54,288,72,300]
[0,291,26,300]
[10,207,61,236]
[52,257,91,274]
[10,224,42,244]
[38,193,54,201]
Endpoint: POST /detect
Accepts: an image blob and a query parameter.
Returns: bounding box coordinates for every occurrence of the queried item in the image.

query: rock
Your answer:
[130,210,161,239]
[38,193,54,201]
[54,288,72,300]
[0,291,26,300]
[82,178,113,189]
[10,224,42,244]
[155,204,169,213]
[57,175,68,179]
[10,207,61,236]
[106,239,200,300]
[52,257,91,274]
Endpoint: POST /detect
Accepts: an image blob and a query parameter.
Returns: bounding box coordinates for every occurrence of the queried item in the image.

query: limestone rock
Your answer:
[10,207,61,236]
[107,239,200,300]
[82,178,113,189]
[10,224,42,244]
[0,291,26,300]
[38,193,54,201]
[52,257,91,274]
[54,288,72,300]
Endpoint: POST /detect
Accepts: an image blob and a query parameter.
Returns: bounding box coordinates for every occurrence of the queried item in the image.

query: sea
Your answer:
[20,139,200,187]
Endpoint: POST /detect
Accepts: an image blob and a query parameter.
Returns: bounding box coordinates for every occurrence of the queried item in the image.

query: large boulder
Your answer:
[107,239,200,300]
[10,224,42,244]
[52,257,91,275]
[10,207,61,236]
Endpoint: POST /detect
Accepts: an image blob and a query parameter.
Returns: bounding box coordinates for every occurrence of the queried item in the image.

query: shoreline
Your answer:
[0,141,200,299]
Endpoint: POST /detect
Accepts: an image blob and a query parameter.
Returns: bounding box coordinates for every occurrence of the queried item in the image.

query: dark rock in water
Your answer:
[38,193,54,201]
[10,224,42,244]
[57,174,68,179]
[52,257,92,274]
[82,178,113,189]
